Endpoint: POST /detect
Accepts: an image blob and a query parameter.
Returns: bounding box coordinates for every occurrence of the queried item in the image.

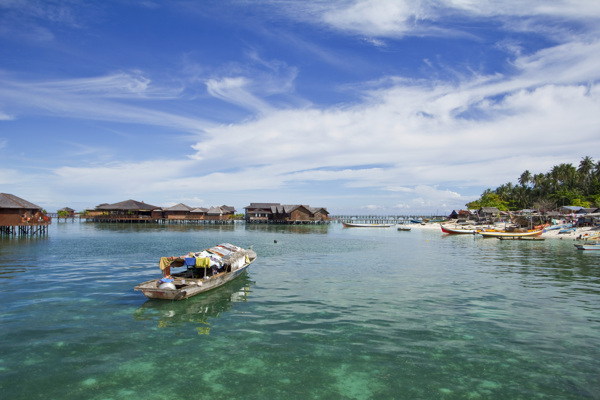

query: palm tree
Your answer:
[519,170,532,187]
[578,156,595,194]
[578,156,594,176]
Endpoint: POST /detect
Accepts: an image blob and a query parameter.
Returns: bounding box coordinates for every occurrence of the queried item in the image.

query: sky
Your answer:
[1,0,599,215]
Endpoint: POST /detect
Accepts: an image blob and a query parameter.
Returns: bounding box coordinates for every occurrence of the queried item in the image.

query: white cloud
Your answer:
[0,72,213,132]
[206,76,275,114]
[0,111,14,120]
[278,0,600,42]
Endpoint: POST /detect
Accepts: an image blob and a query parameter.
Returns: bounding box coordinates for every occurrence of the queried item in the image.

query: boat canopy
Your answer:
[158,243,243,271]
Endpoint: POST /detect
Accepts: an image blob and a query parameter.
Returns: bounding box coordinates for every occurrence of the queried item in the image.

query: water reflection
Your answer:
[133,273,254,333]
[88,222,236,233]
[244,224,330,234]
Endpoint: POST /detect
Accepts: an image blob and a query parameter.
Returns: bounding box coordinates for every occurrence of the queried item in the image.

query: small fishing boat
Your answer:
[397,226,411,231]
[135,243,257,301]
[479,228,544,238]
[342,222,393,228]
[440,224,478,234]
[574,243,600,250]
[546,223,572,231]
[558,227,577,234]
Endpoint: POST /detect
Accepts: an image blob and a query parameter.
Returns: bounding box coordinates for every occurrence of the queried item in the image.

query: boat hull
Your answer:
[440,224,478,234]
[342,222,393,228]
[574,244,600,250]
[479,229,544,238]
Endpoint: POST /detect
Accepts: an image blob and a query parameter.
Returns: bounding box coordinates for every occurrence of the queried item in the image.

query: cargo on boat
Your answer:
[134,243,257,301]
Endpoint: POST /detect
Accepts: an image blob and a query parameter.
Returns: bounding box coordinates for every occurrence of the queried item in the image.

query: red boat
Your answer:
[440,224,478,234]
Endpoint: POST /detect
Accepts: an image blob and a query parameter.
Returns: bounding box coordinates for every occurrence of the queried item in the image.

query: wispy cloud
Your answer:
[0,72,213,132]
[206,76,275,114]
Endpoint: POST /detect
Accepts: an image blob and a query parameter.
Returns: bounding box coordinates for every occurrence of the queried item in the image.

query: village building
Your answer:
[0,193,51,235]
[90,199,161,222]
[190,207,209,219]
[448,209,474,221]
[244,203,330,224]
[205,205,236,221]
[57,207,76,217]
[85,200,236,223]
[162,203,193,220]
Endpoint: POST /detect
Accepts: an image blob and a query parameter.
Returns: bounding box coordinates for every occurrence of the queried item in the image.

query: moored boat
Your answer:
[440,224,478,234]
[342,222,393,228]
[574,243,600,250]
[134,243,257,300]
[479,228,544,238]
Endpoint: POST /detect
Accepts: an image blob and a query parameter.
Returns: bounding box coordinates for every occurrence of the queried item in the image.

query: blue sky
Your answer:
[1,1,599,214]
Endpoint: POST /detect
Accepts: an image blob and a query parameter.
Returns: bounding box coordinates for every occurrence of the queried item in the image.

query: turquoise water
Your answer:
[1,222,599,399]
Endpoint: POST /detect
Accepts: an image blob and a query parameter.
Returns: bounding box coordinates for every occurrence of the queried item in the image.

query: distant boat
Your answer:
[397,226,411,231]
[574,243,600,250]
[440,224,478,234]
[498,237,545,241]
[342,222,393,228]
[479,228,544,238]
[558,227,577,234]
[546,223,572,231]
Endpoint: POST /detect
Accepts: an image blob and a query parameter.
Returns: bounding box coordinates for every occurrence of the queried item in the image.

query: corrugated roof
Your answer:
[96,199,160,211]
[245,203,280,209]
[0,193,43,210]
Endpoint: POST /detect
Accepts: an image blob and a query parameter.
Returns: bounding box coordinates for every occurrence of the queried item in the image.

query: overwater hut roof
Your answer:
[191,207,209,213]
[207,206,222,215]
[96,199,160,211]
[58,207,75,212]
[164,203,192,211]
[245,203,280,209]
[221,205,236,213]
[309,207,329,215]
[0,193,43,210]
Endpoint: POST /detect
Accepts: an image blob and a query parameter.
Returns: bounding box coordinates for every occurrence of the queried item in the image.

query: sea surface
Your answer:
[1,222,599,399]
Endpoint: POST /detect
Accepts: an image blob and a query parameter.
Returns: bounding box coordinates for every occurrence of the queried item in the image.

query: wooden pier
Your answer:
[332,215,427,225]
[0,222,50,236]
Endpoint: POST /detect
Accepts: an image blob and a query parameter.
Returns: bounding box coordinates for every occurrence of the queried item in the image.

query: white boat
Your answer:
[134,243,257,300]
[440,224,478,234]
[574,243,600,250]
[342,222,393,228]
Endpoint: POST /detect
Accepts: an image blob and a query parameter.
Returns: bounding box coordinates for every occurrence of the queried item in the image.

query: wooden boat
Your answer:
[342,222,393,228]
[397,226,411,231]
[440,224,478,234]
[546,223,572,231]
[558,227,577,234]
[479,228,544,238]
[574,243,600,250]
[134,243,257,301]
